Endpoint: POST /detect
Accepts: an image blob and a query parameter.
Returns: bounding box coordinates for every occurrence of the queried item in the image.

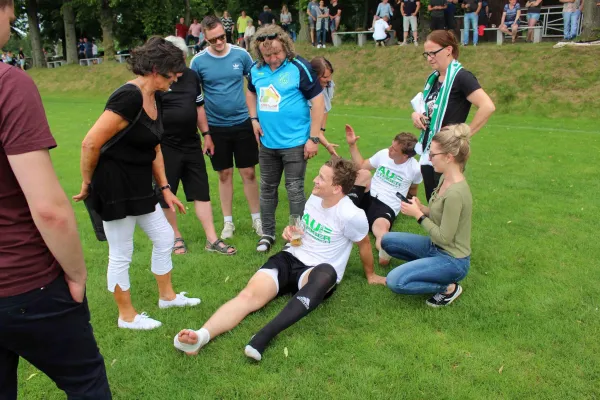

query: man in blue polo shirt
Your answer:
[246,25,325,253]
[190,15,262,241]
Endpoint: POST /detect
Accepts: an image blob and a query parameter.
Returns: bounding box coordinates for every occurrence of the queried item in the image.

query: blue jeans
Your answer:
[463,12,479,45]
[382,232,470,295]
[259,145,307,237]
[563,11,580,39]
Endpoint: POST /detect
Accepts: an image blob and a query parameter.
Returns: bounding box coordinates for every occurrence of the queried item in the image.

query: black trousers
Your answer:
[421,165,442,202]
[0,276,111,400]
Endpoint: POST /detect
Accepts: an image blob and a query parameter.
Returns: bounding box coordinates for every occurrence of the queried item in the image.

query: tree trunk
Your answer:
[26,0,45,68]
[62,0,78,64]
[298,0,309,42]
[100,0,115,59]
[581,0,600,40]
[185,0,191,25]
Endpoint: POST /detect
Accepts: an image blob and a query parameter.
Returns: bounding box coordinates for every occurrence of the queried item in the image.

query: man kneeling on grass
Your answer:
[345,124,423,266]
[174,158,387,361]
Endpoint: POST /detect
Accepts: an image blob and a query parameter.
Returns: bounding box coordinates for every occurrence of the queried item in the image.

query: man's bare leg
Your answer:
[372,218,392,265]
[176,272,278,355]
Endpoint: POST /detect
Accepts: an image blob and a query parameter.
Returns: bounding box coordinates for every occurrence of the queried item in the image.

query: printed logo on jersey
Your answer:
[302,213,333,243]
[374,166,404,187]
[233,63,241,70]
[259,84,281,112]
[278,72,290,86]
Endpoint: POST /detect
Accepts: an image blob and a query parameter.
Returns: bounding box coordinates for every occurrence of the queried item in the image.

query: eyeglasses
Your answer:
[206,34,226,44]
[422,48,445,59]
[429,152,446,159]
[256,33,278,42]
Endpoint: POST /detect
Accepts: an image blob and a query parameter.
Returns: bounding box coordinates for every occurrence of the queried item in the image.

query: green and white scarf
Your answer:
[418,59,463,153]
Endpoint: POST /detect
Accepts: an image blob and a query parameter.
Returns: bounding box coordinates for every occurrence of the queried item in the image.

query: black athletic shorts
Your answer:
[348,185,396,228]
[160,144,210,206]
[208,118,259,171]
[260,251,337,297]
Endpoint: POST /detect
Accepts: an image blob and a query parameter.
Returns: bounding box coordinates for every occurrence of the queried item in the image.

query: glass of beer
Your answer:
[289,214,304,247]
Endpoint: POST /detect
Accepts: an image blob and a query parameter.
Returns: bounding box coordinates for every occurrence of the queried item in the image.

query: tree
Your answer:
[100,0,115,58]
[185,0,191,24]
[580,0,600,40]
[62,0,78,64]
[25,0,45,68]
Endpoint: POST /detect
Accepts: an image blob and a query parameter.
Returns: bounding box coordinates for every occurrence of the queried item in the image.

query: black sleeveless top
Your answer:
[90,83,163,221]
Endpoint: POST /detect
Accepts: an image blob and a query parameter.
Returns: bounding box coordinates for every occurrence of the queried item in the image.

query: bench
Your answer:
[460,26,541,45]
[115,53,130,63]
[332,30,397,47]
[79,58,103,66]
[47,60,66,68]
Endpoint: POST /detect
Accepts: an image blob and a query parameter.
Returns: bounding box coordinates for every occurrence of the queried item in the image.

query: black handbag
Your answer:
[84,84,144,241]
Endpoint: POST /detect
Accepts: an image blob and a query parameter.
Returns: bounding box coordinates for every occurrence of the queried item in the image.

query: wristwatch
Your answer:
[309,137,320,144]
[417,215,427,225]
[201,131,210,137]
[320,128,326,132]
[250,117,259,121]
[159,184,171,191]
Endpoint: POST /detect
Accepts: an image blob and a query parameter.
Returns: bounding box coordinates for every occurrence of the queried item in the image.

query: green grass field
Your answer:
[17,44,600,399]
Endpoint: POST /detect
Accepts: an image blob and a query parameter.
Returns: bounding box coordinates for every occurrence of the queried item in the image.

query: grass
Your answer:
[17,43,600,399]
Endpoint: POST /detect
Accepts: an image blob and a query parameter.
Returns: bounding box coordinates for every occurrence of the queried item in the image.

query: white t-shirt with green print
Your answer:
[368,150,423,215]
[285,195,368,283]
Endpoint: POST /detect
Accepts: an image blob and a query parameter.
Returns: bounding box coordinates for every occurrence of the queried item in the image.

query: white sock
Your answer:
[224,216,233,223]
[251,213,261,221]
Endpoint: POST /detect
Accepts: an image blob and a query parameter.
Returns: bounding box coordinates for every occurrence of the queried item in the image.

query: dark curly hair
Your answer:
[127,36,186,79]
[325,157,358,195]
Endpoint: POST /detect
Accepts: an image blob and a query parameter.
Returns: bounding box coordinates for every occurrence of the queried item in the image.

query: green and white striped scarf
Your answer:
[418,59,463,153]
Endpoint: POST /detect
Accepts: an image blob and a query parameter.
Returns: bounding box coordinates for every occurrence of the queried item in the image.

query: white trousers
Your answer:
[103,204,174,292]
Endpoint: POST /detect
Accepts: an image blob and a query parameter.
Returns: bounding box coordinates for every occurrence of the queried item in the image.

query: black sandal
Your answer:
[205,239,236,255]
[256,236,275,253]
[173,237,187,255]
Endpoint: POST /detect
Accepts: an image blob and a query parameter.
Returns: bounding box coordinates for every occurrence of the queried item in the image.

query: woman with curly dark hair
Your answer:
[73,36,201,330]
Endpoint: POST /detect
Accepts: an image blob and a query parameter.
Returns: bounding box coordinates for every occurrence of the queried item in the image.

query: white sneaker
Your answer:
[322,44,327,48]
[221,221,235,239]
[414,41,419,47]
[399,41,407,46]
[159,292,201,309]
[118,312,162,330]
[252,218,264,236]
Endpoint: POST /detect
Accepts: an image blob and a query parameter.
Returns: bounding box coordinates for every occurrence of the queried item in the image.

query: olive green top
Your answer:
[421,179,472,258]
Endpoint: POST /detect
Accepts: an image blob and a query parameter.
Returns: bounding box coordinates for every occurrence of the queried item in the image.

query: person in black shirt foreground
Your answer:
[411,30,495,201]
[161,36,236,256]
[74,37,200,331]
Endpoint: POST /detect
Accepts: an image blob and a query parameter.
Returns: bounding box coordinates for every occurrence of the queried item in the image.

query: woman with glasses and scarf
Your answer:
[73,37,201,330]
[411,30,494,201]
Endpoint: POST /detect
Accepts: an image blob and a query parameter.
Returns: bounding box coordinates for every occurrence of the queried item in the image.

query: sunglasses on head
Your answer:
[207,34,226,44]
[256,33,278,42]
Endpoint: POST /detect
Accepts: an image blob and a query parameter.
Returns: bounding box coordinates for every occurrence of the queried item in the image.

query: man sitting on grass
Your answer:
[345,125,422,266]
[173,158,387,361]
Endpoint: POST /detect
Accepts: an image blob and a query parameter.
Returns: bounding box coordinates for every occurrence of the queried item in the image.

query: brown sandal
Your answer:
[205,239,236,255]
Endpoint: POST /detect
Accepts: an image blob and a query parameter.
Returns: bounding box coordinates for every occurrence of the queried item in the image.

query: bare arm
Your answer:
[8,150,87,295]
[467,88,496,136]
[500,11,506,25]
[475,1,482,14]
[515,9,521,20]
[309,94,325,140]
[196,105,209,133]
[357,235,386,285]
[153,144,185,213]
[415,1,421,14]
[408,183,419,199]
[345,124,373,170]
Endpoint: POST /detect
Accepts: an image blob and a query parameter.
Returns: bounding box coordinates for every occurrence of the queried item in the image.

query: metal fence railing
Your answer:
[520,5,583,38]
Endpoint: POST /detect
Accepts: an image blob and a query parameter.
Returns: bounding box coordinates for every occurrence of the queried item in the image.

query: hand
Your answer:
[251,119,263,145]
[367,273,387,286]
[202,135,215,156]
[325,143,339,156]
[304,140,318,160]
[72,182,90,202]
[65,273,86,303]
[162,189,186,214]
[400,198,422,218]
[412,112,428,130]
[345,124,360,145]
[411,196,424,212]
[282,225,293,242]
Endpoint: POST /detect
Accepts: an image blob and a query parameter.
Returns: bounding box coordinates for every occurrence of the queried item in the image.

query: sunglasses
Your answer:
[422,47,445,59]
[206,34,226,44]
[256,33,278,42]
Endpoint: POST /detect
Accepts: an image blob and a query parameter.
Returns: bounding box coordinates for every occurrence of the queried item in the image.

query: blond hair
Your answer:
[250,25,296,67]
[432,124,471,169]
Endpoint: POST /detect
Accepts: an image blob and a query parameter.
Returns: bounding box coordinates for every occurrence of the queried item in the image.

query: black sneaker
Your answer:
[426,284,463,307]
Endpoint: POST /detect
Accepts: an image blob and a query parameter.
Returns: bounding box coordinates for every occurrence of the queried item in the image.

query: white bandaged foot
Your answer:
[159,292,201,309]
[118,312,162,330]
[173,328,210,353]
[244,345,262,361]
[379,249,392,263]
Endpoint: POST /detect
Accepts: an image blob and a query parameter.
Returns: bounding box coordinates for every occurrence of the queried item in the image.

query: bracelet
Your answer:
[320,127,326,132]
[250,117,259,121]
[417,215,427,225]
[201,131,210,137]
[159,184,171,191]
